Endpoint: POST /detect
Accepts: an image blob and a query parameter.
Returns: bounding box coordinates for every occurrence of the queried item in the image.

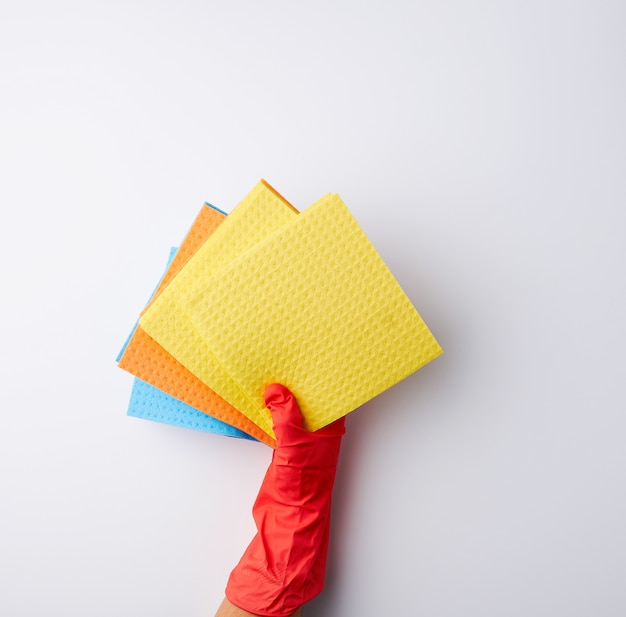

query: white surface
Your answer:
[1,1,625,615]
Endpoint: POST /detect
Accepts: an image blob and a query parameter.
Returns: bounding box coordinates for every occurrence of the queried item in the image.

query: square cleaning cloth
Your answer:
[139,180,299,439]
[179,191,443,432]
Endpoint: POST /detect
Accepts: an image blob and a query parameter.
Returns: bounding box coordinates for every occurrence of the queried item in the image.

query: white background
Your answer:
[1,1,625,615]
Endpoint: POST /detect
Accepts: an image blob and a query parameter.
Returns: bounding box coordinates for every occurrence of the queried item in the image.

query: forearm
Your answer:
[218,384,344,617]
[214,597,303,617]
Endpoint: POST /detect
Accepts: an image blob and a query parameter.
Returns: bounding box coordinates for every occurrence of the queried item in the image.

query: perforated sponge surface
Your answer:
[117,204,274,445]
[139,180,298,438]
[182,192,443,432]
[126,377,255,440]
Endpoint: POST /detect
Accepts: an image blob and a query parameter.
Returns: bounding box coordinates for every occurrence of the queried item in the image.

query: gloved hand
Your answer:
[225,383,346,617]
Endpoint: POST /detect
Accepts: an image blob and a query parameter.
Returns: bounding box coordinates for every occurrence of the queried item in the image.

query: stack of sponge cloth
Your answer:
[116,180,443,448]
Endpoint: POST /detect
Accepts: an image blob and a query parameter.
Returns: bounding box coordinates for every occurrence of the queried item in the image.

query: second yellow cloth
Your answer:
[139,180,298,437]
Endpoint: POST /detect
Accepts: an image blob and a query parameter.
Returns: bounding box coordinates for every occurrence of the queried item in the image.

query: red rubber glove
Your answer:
[225,383,346,616]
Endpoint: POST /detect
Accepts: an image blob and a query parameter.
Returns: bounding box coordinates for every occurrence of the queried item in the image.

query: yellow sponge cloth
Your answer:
[182,192,443,432]
[139,180,298,437]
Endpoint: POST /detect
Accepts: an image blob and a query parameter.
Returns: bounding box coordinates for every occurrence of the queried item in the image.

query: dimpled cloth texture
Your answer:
[139,181,298,438]
[183,193,443,432]
[117,203,274,445]
[127,378,255,440]
[143,202,227,312]
[119,325,271,445]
